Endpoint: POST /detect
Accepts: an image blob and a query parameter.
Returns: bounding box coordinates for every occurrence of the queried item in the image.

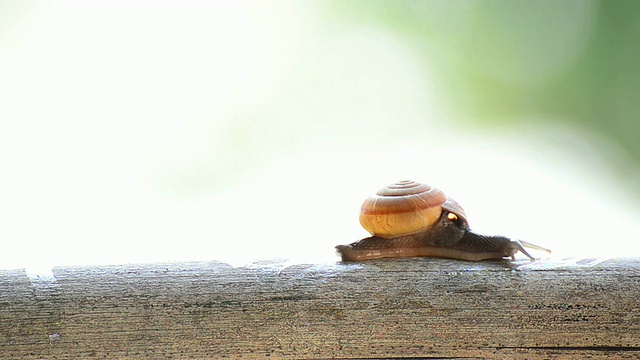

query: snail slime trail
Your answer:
[336,180,551,262]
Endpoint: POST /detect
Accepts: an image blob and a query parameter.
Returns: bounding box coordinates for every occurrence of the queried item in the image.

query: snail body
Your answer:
[336,180,550,262]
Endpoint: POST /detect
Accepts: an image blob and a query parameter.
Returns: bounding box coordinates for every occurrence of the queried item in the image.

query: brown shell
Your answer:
[359,180,449,238]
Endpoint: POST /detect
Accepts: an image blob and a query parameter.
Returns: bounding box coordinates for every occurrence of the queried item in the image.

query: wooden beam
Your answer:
[1,258,639,359]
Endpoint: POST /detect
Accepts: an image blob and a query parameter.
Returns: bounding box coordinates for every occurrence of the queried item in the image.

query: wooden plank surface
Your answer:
[1,258,639,359]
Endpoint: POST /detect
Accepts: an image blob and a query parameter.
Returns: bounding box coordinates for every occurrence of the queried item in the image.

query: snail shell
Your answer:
[336,180,550,262]
[359,180,465,238]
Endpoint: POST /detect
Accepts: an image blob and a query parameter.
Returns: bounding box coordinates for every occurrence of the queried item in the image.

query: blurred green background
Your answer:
[148,0,640,198]
[341,0,640,180]
[1,0,639,269]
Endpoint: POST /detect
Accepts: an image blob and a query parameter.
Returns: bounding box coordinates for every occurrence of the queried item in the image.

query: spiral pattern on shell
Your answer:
[359,180,447,238]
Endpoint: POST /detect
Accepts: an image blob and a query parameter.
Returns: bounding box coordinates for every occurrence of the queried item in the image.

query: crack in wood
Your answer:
[512,346,640,352]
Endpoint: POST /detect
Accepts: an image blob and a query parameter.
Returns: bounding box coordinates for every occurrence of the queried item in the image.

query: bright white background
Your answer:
[1,1,639,271]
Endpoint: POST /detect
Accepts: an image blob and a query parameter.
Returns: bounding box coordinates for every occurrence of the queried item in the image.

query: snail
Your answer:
[336,180,550,262]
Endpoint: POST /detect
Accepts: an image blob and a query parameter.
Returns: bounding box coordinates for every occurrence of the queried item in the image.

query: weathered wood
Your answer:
[1,258,639,359]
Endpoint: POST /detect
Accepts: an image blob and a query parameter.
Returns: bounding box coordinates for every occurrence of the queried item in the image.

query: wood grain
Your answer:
[1,258,639,359]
